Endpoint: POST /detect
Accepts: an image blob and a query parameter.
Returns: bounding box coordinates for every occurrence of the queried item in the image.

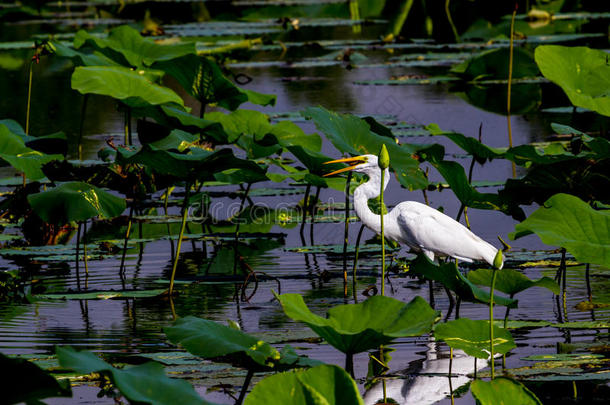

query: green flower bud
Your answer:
[493,249,504,270]
[378,144,390,169]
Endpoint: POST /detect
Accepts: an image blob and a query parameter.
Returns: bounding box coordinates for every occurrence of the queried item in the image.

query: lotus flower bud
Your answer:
[378,144,390,170]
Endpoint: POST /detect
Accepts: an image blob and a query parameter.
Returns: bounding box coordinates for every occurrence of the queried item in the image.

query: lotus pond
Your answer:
[0,1,609,404]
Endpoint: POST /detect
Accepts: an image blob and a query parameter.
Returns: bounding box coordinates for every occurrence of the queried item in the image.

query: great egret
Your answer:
[324,154,502,268]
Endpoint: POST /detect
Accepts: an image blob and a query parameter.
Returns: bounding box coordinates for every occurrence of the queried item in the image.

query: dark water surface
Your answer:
[0,17,609,405]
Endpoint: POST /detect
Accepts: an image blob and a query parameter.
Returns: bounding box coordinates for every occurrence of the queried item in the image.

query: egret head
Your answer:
[323,154,380,177]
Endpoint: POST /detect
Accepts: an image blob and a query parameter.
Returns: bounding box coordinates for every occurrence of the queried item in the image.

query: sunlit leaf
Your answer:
[467,268,559,295]
[27,181,126,224]
[275,293,439,354]
[71,66,185,108]
[535,45,610,117]
[244,365,364,405]
[56,346,215,405]
[434,318,516,359]
[510,193,610,268]
[471,377,542,405]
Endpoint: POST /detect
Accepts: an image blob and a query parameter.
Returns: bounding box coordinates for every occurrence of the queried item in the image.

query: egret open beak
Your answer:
[323,156,367,177]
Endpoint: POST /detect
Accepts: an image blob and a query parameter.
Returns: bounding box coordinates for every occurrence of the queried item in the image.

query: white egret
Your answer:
[324,154,503,268]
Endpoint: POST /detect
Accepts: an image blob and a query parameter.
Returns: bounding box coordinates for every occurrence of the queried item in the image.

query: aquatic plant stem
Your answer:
[585,263,592,302]
[449,347,454,405]
[507,4,517,177]
[300,184,311,236]
[380,168,386,296]
[169,183,191,296]
[75,222,81,276]
[349,0,361,34]
[309,186,320,245]
[82,220,88,275]
[489,267,498,379]
[119,204,135,274]
[233,183,251,275]
[235,369,254,405]
[25,59,33,135]
[352,224,365,303]
[445,0,460,43]
[124,107,132,146]
[502,293,514,369]
[345,352,354,378]
[342,171,352,298]
[77,94,88,160]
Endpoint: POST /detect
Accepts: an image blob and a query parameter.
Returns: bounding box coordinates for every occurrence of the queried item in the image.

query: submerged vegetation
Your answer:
[0,0,609,404]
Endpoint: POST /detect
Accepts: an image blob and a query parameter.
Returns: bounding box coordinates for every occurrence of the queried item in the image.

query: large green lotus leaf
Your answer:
[0,352,72,404]
[467,268,559,296]
[269,121,321,152]
[276,294,439,354]
[302,106,427,190]
[510,193,610,268]
[451,47,539,80]
[74,25,196,68]
[409,255,518,308]
[0,151,63,180]
[117,145,266,182]
[434,318,516,359]
[164,316,321,371]
[535,45,610,117]
[132,104,228,144]
[71,66,184,108]
[0,123,29,155]
[154,54,275,110]
[244,364,364,405]
[56,346,215,405]
[50,40,118,67]
[431,159,524,220]
[206,110,282,158]
[27,181,126,224]
[471,377,542,405]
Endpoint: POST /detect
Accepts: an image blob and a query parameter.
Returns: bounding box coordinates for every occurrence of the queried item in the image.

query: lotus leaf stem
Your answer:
[343,171,352,298]
[77,94,88,160]
[26,60,33,135]
[352,224,365,303]
[235,369,254,405]
[300,184,311,235]
[489,267,498,379]
[169,183,191,295]
[119,204,134,274]
[507,4,517,177]
[233,183,251,275]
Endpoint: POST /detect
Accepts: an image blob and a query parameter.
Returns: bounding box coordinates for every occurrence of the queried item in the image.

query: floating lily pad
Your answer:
[36,289,168,300]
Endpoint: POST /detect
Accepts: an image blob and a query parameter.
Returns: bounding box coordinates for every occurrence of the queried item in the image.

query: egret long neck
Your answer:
[353,168,390,234]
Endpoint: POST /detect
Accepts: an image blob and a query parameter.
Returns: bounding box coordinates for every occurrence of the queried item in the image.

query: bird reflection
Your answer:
[363,340,490,405]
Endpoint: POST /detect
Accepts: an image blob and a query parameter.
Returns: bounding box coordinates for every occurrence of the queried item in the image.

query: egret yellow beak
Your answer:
[323,156,367,177]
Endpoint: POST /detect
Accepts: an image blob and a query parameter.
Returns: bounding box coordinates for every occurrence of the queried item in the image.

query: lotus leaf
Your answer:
[467,268,559,295]
[535,45,610,117]
[165,316,319,371]
[244,364,364,405]
[471,377,542,405]
[275,293,439,355]
[56,346,215,405]
[71,66,184,108]
[154,54,275,111]
[302,106,427,190]
[409,255,518,308]
[434,318,516,359]
[510,193,610,268]
[0,352,72,404]
[27,181,126,225]
[73,25,196,68]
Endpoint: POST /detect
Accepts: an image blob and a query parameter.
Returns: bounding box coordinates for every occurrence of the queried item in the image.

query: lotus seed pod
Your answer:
[493,249,504,270]
[378,144,390,169]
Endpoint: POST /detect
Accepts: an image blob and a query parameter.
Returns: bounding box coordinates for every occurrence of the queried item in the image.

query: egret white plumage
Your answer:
[325,154,503,268]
